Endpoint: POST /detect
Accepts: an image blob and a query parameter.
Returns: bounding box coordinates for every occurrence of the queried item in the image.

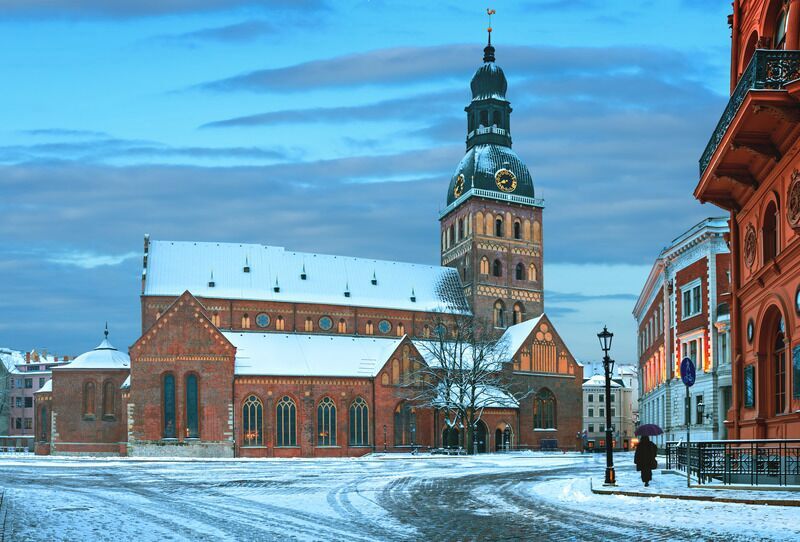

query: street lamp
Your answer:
[597,326,616,486]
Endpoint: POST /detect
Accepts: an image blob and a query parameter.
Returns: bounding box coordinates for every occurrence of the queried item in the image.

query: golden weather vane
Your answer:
[487,8,496,34]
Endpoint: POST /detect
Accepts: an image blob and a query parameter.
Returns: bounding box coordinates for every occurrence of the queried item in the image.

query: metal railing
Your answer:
[666,439,800,486]
[700,49,800,175]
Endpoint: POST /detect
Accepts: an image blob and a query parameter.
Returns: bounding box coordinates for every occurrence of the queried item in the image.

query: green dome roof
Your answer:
[470,61,507,101]
[446,144,534,206]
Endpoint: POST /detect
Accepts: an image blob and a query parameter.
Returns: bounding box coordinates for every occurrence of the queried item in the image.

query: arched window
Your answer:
[449,225,455,247]
[515,262,525,280]
[276,396,297,447]
[276,316,285,331]
[39,406,47,441]
[480,257,490,275]
[492,259,502,277]
[495,217,504,237]
[304,317,313,332]
[211,312,220,327]
[83,381,95,418]
[102,380,115,419]
[394,402,416,446]
[242,395,263,446]
[185,374,199,438]
[338,319,347,333]
[317,397,337,446]
[774,318,787,415]
[423,325,431,338]
[533,389,556,429]
[763,200,778,262]
[528,263,537,282]
[392,359,400,384]
[396,322,405,336]
[366,321,374,335]
[533,221,542,242]
[458,218,465,240]
[494,300,506,328]
[480,110,489,126]
[241,314,250,329]
[513,220,521,239]
[163,373,176,438]
[492,110,502,127]
[349,397,369,446]
[513,303,524,325]
[775,8,788,49]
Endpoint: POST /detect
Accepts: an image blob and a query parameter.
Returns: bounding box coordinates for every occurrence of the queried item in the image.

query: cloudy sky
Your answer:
[0,0,731,363]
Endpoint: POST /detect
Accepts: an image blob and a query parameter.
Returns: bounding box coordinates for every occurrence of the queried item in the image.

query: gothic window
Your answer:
[515,262,525,280]
[495,217,504,237]
[492,259,502,277]
[423,325,431,338]
[492,110,502,127]
[317,397,337,446]
[396,322,405,336]
[513,303,524,325]
[513,220,521,239]
[392,359,400,385]
[528,263,537,282]
[241,314,250,329]
[276,396,297,447]
[480,257,490,275]
[533,389,556,429]
[305,317,313,332]
[102,380,115,419]
[349,397,369,446]
[83,381,95,418]
[394,402,416,446]
[163,373,176,438]
[211,312,220,327]
[338,319,347,333]
[242,395,263,446]
[494,300,506,328]
[185,374,199,438]
[762,200,778,262]
[366,321,374,335]
[276,316,285,331]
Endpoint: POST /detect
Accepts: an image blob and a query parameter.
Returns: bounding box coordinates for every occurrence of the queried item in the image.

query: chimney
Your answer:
[25,352,30,363]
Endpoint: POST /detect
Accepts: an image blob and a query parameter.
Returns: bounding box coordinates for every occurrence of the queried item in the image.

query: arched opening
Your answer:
[304,317,313,332]
[533,221,542,243]
[82,381,95,419]
[242,395,263,446]
[513,302,524,325]
[366,320,374,335]
[275,316,285,331]
[185,374,199,438]
[241,313,250,329]
[760,306,788,417]
[317,397,337,446]
[474,420,488,453]
[480,110,489,126]
[276,396,297,447]
[458,218,465,240]
[492,110,502,127]
[448,225,455,247]
[338,319,347,333]
[534,389,557,429]
[775,7,788,49]
[528,263,537,282]
[495,423,514,452]
[515,262,525,281]
[513,220,521,239]
[495,217,504,237]
[394,402,416,446]
[349,397,370,446]
[762,200,778,262]
[492,259,502,277]
[162,373,176,438]
[442,426,460,449]
[494,299,506,328]
[39,406,48,442]
[480,257,490,275]
[102,380,115,419]
[742,30,759,73]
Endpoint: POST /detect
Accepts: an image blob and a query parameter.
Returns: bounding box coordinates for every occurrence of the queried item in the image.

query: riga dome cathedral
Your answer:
[440,30,544,329]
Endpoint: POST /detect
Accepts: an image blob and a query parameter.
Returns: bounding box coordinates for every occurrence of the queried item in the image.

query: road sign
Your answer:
[680,357,696,387]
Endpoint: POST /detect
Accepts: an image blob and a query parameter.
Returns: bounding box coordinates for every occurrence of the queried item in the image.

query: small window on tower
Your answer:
[513,221,521,239]
[492,110,502,127]
[495,218,504,237]
[480,257,490,275]
[492,259,502,277]
[480,110,489,126]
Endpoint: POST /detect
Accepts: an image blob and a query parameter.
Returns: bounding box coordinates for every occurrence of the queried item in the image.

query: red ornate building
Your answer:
[35,35,584,457]
[695,0,800,439]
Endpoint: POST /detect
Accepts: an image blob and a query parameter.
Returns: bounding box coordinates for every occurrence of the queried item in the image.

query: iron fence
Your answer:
[666,439,800,486]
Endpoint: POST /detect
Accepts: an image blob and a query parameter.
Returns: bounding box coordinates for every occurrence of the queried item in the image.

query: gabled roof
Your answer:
[499,315,544,358]
[224,332,404,378]
[35,379,52,394]
[144,240,469,314]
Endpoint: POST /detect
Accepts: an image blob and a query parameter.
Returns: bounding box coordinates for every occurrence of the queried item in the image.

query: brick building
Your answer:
[36,33,584,457]
[694,0,800,439]
[633,218,732,446]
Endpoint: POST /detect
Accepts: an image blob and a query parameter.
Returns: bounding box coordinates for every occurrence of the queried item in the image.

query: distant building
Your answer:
[633,217,731,447]
[581,363,637,451]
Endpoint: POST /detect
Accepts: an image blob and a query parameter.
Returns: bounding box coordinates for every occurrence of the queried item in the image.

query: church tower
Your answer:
[440,31,544,329]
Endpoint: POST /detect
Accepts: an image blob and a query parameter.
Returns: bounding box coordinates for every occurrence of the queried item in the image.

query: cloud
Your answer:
[155,20,276,47]
[546,291,640,303]
[18,128,112,139]
[0,0,327,19]
[46,250,140,269]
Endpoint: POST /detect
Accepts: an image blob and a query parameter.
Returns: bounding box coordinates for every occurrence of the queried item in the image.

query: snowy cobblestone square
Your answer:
[1,452,798,541]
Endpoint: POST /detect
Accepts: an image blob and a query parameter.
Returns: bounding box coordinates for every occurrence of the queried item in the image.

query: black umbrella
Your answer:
[635,424,664,437]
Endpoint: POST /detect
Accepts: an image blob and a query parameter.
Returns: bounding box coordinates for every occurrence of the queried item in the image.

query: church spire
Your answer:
[484,8,496,63]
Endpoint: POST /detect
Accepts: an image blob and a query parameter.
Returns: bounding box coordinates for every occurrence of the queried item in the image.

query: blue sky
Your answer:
[0,0,731,362]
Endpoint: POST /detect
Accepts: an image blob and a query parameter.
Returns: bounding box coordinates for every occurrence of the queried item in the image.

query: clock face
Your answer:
[453,174,465,198]
[256,313,270,328]
[495,168,517,193]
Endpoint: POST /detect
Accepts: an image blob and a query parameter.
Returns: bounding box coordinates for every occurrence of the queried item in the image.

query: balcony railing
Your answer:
[666,439,800,486]
[700,49,800,175]
[440,187,544,218]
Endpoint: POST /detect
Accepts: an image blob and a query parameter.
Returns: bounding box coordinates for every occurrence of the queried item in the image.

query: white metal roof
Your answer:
[35,380,52,394]
[145,240,469,314]
[225,332,404,378]
[582,374,622,388]
[57,338,130,371]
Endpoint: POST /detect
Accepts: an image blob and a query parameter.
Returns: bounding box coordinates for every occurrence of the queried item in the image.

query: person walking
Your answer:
[634,435,658,487]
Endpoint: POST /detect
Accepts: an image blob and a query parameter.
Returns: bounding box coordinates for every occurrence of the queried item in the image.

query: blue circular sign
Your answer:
[255,313,270,328]
[680,357,696,387]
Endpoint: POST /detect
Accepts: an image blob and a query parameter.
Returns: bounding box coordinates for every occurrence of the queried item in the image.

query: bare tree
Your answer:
[406,312,534,454]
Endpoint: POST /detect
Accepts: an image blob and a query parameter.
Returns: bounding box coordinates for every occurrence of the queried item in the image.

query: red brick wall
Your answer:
[675,256,709,336]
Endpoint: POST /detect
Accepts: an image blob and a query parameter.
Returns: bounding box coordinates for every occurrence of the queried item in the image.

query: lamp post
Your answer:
[597,326,616,486]
[383,424,387,453]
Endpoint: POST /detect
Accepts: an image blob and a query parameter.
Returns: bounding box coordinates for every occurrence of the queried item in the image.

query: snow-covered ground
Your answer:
[0,452,797,541]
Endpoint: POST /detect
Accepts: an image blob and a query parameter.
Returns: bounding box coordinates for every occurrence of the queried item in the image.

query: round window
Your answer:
[434,324,447,338]
[747,318,755,344]
[378,320,392,334]
[319,316,333,331]
[795,285,800,315]
[256,313,270,328]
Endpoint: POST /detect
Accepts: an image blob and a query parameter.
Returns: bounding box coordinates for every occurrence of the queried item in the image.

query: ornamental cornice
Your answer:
[235,377,372,386]
[477,242,509,252]
[135,355,231,362]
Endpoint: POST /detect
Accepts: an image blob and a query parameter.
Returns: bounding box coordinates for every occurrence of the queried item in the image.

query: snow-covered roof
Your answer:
[57,338,130,371]
[35,380,52,394]
[225,332,403,378]
[121,375,131,390]
[145,240,469,314]
[499,315,544,357]
[583,374,622,388]
[0,348,19,373]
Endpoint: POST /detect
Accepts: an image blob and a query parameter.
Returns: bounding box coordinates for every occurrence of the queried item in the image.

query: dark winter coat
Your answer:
[634,440,658,472]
